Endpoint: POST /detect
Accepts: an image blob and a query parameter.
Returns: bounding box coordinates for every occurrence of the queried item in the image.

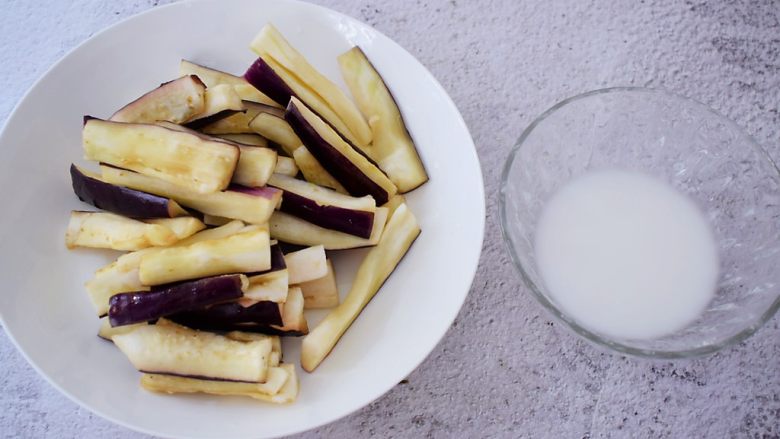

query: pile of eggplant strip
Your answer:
[66,23,427,403]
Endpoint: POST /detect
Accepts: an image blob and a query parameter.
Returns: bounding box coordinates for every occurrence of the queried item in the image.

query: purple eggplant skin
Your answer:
[243,57,296,106]
[285,100,390,204]
[169,300,283,329]
[108,274,245,327]
[278,191,374,239]
[70,164,182,219]
[246,244,286,276]
[228,184,281,200]
[183,109,243,130]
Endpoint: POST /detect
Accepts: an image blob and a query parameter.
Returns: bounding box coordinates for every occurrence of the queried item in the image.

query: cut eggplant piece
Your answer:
[141,363,297,402]
[71,164,188,219]
[246,53,368,151]
[101,166,280,224]
[86,250,150,316]
[157,122,276,187]
[65,211,178,251]
[98,318,146,342]
[203,214,232,226]
[271,287,308,334]
[283,245,327,284]
[292,146,347,193]
[274,156,298,177]
[179,60,279,107]
[215,133,268,146]
[269,207,388,250]
[299,260,339,309]
[232,145,277,187]
[269,173,375,238]
[301,203,420,371]
[248,112,301,156]
[238,242,286,300]
[200,101,272,134]
[139,228,270,285]
[145,217,206,240]
[85,221,246,316]
[108,274,248,327]
[110,75,206,124]
[154,119,277,191]
[382,194,407,219]
[243,56,296,107]
[285,97,397,205]
[269,174,375,211]
[173,220,245,246]
[270,351,281,368]
[226,331,281,353]
[249,24,371,147]
[113,323,272,383]
[338,47,428,192]
[247,243,286,276]
[183,84,244,129]
[169,300,283,330]
[84,119,239,194]
[200,111,253,134]
[245,270,289,303]
[225,331,282,365]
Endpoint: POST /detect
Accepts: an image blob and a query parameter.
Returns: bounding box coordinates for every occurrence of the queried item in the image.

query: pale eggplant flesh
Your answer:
[184,83,245,129]
[108,274,247,327]
[200,101,276,135]
[283,245,328,284]
[138,228,271,285]
[65,211,178,251]
[299,259,340,309]
[246,244,286,276]
[112,323,273,383]
[70,164,187,219]
[141,363,298,403]
[273,156,298,177]
[269,286,308,335]
[109,75,206,124]
[292,146,347,193]
[144,217,206,240]
[248,112,301,156]
[83,118,239,194]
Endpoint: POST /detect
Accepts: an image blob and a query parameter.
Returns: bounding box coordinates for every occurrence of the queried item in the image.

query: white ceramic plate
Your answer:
[0,1,484,437]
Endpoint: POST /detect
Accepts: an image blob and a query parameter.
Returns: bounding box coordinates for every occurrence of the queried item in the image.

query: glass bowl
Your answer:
[499,87,780,358]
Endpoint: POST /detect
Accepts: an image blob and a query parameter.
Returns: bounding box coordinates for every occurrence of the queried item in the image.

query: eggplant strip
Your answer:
[301,204,420,371]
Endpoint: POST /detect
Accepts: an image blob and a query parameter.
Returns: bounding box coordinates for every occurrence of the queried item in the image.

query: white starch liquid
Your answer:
[535,170,719,340]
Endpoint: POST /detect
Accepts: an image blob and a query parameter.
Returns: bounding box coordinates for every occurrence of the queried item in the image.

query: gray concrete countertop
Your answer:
[1,0,778,437]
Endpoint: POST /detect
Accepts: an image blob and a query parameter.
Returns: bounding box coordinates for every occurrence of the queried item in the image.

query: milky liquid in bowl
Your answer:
[534,169,720,340]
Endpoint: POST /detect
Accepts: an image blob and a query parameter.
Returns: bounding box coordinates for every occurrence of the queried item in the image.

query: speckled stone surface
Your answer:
[1,0,779,437]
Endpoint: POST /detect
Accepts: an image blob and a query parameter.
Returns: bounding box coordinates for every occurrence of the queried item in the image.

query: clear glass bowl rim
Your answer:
[498,86,780,359]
